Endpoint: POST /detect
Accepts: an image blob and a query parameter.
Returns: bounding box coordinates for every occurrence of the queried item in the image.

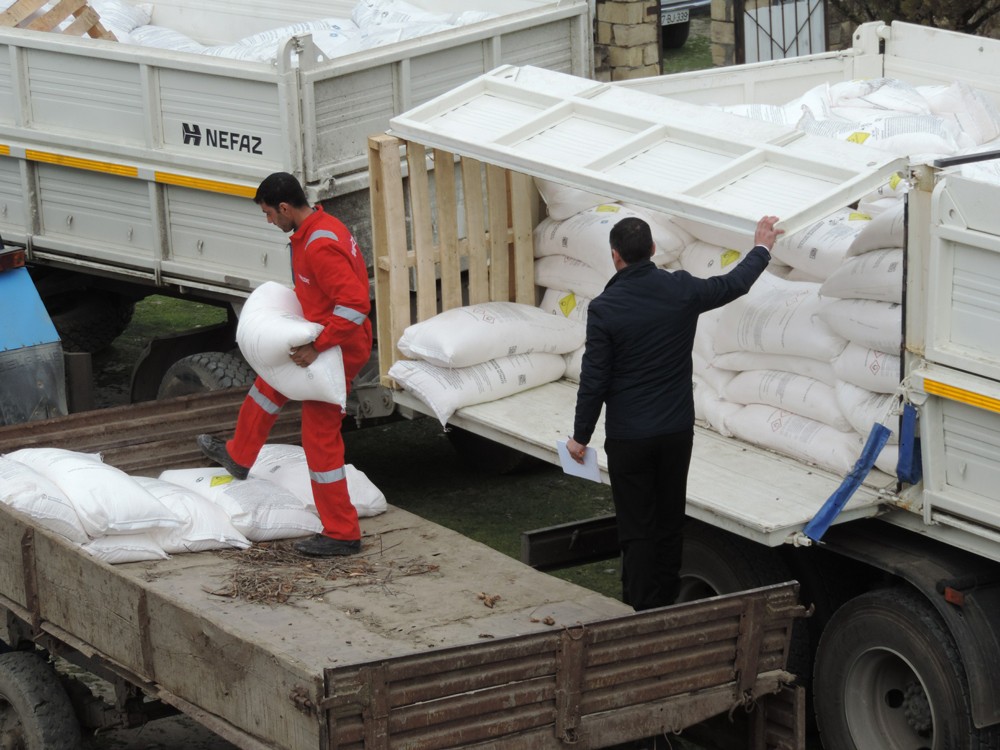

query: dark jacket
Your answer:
[572,246,771,444]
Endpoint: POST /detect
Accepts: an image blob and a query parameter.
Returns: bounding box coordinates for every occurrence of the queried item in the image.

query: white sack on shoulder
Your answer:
[0,456,89,544]
[714,275,847,361]
[237,281,347,406]
[157,468,321,542]
[389,353,566,426]
[398,302,584,368]
[818,299,902,353]
[820,249,903,303]
[836,382,899,445]
[5,448,181,538]
[249,444,387,518]
[832,343,901,394]
[82,534,169,565]
[723,369,852,432]
[135,477,250,553]
[771,208,871,280]
[727,405,863,476]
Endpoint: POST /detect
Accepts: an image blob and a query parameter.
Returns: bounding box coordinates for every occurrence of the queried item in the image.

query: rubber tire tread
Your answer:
[157,351,256,399]
[48,295,135,353]
[814,587,1000,750]
[0,650,82,749]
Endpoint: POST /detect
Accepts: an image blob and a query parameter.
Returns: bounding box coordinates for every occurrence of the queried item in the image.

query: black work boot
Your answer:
[294,534,361,557]
[196,434,250,480]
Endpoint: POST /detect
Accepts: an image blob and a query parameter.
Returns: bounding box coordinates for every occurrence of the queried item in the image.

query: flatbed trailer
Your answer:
[0,390,807,749]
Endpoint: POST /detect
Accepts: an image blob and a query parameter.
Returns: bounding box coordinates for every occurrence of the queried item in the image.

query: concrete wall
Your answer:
[594,0,661,81]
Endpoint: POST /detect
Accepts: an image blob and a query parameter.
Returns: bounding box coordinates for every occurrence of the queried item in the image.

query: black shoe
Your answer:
[294,534,361,557]
[196,434,249,480]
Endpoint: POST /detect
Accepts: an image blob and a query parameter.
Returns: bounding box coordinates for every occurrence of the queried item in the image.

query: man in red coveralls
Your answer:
[197,172,373,557]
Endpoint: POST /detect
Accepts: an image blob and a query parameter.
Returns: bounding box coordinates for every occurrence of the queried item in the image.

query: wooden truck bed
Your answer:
[0,390,807,749]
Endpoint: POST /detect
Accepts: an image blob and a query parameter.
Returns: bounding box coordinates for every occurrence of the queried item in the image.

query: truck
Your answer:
[368,20,1000,750]
[0,0,591,412]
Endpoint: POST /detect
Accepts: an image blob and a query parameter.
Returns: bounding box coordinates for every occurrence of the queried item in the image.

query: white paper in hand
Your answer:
[556,439,601,483]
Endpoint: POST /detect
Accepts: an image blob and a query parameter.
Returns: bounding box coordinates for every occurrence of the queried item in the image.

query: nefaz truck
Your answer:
[368,20,1000,750]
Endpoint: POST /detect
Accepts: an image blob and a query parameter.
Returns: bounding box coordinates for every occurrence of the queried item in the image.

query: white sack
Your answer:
[692,351,736,394]
[0,456,89,543]
[771,208,871,280]
[727,405,863,476]
[855,175,908,220]
[712,351,837,387]
[847,201,905,256]
[237,281,347,406]
[680,242,744,278]
[534,255,609,300]
[398,302,584,369]
[921,81,1000,146]
[157,469,322,542]
[135,477,250,553]
[91,0,151,38]
[352,0,453,28]
[835,382,899,445]
[714,274,848,361]
[832,343,901,394]
[694,308,723,363]
[388,353,566,426]
[128,25,207,53]
[538,289,591,325]
[782,267,825,283]
[82,534,169,564]
[5,448,181,538]
[563,345,585,383]
[724,370,852,431]
[237,18,356,46]
[876,443,899,477]
[693,376,741,437]
[818,299,902,353]
[534,179,614,221]
[820,249,903,303]
[249,444,387,518]
[827,78,931,116]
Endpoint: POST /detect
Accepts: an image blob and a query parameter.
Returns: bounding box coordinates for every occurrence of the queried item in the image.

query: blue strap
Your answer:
[896,403,923,484]
[803,423,892,542]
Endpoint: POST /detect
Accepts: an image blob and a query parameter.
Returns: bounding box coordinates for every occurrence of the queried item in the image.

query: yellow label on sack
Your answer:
[848,212,872,221]
[559,293,578,317]
[847,132,871,144]
[889,172,903,190]
[210,475,234,487]
[595,204,621,212]
[720,249,741,268]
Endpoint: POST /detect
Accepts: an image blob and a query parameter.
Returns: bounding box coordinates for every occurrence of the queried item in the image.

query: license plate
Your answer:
[661,8,689,24]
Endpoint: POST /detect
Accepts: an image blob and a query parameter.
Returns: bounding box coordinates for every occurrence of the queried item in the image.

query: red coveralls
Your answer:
[227,207,372,541]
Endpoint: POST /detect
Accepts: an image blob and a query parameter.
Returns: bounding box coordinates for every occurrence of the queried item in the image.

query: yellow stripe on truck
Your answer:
[923,378,1000,415]
[153,172,256,198]
[25,150,139,177]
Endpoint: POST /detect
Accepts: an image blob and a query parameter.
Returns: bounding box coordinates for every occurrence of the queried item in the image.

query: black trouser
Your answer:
[605,429,694,611]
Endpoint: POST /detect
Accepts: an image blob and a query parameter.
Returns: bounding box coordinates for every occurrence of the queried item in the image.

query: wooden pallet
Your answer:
[0,0,116,40]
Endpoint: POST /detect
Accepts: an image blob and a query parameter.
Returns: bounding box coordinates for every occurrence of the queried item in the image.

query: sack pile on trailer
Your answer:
[0,445,387,562]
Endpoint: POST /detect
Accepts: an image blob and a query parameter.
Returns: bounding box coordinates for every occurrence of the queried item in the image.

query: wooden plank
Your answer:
[509,171,537,305]
[26,0,86,31]
[461,156,489,305]
[407,143,437,323]
[0,0,48,27]
[434,149,461,312]
[486,165,511,303]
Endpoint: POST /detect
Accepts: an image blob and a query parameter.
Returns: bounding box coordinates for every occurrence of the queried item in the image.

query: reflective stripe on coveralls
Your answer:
[310,466,347,484]
[248,384,281,415]
[333,305,367,325]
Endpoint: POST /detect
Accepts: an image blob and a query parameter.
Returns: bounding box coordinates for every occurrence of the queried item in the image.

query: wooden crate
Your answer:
[0,0,116,40]
[367,134,541,385]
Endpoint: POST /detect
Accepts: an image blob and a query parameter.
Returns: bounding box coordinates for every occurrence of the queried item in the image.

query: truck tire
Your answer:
[47,293,135,353]
[156,351,256,399]
[662,20,691,49]
[814,587,1000,750]
[0,651,83,749]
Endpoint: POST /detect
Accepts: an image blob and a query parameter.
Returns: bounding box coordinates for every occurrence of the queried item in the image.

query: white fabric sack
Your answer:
[563,345,585,383]
[712,351,837,387]
[389,353,566,426]
[876,443,899,477]
[135,477,250,553]
[82,534,169,564]
[91,0,151,38]
[724,370,852,432]
[680,242,744,278]
[238,18,356,46]
[847,202,905,256]
[692,351,736,394]
[819,299,902,353]
[714,274,848,361]
[128,25,207,53]
[820,249,903,303]
[398,302,584,368]
[783,267,825,283]
[827,78,931,116]
[832,343,901,394]
[0,456,89,544]
[797,110,964,160]
[854,176,908,221]
[772,208,871,280]
[157,468,322,542]
[694,308,723,363]
[534,179,615,221]
[727,405,863,476]
[538,289,591,325]
[5,448,181,538]
[921,81,1000,146]
[202,43,282,62]
[534,255,609,300]
[352,0,453,28]
[835,382,899,445]
[237,281,347,406]
[249,444,387,518]
[693,376,741,437]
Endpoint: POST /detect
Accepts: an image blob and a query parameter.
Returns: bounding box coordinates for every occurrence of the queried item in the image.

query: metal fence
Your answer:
[735,0,827,63]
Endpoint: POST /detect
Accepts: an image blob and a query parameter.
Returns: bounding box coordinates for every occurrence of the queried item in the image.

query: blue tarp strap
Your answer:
[896,403,923,485]
[803,423,892,542]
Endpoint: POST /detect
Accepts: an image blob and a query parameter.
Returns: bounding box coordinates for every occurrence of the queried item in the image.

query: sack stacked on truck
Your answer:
[389,301,582,425]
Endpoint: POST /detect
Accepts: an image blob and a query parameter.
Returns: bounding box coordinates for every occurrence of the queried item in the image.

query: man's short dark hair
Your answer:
[609,217,654,264]
[254,172,309,209]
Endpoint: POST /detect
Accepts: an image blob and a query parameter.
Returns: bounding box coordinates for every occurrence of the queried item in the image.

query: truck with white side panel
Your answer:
[371,21,1000,750]
[0,0,591,414]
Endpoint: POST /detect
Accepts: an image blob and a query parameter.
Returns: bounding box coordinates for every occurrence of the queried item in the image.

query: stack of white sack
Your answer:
[532,180,695,381]
[389,301,583,425]
[723,78,1000,171]
[114,0,497,63]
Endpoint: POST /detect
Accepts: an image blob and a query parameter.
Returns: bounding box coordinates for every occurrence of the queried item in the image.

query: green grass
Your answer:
[662,15,713,74]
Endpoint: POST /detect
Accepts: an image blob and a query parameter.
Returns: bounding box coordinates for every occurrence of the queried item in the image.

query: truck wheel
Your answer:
[662,20,691,49]
[446,427,530,475]
[814,587,1000,750]
[47,293,135,353]
[157,351,255,399]
[0,651,83,749]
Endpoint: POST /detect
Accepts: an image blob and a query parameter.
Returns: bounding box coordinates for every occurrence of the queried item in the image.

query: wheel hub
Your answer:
[903,680,933,735]
[844,648,934,750]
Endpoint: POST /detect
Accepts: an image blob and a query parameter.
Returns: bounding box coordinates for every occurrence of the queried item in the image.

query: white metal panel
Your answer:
[0,158,26,240]
[389,66,906,244]
[926,175,1000,382]
[0,44,14,126]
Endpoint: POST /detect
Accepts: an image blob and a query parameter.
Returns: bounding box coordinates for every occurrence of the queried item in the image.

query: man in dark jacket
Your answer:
[567,215,782,610]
